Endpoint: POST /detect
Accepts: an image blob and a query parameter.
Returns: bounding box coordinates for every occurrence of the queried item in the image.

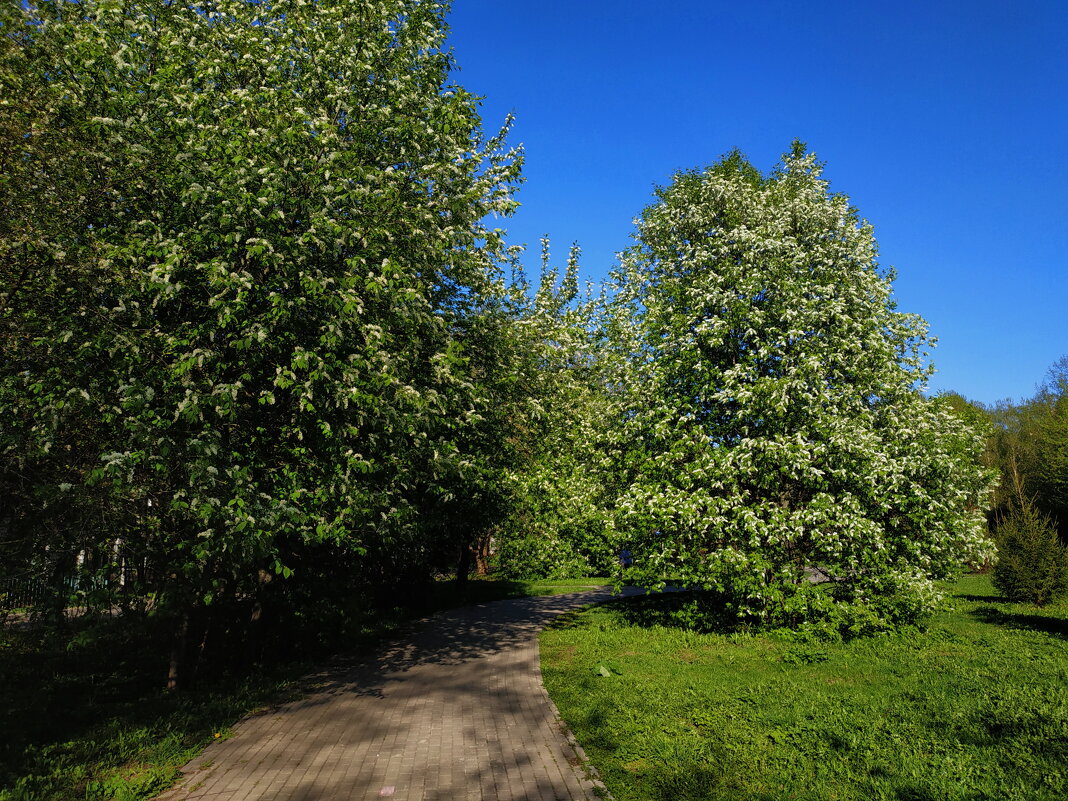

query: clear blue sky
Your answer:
[445,0,1067,407]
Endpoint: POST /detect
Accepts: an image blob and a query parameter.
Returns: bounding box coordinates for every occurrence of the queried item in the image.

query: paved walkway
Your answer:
[159,587,636,801]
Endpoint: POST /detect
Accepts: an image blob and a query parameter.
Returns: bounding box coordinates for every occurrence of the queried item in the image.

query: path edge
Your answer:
[534,590,618,801]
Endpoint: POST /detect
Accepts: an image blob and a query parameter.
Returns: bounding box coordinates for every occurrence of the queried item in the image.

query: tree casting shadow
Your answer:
[970,605,1068,640]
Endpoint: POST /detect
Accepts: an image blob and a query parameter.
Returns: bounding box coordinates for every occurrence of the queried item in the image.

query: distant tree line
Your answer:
[985,358,1068,536]
[1,0,1010,686]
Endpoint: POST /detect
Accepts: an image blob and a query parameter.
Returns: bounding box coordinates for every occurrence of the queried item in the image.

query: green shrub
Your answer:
[993,502,1068,606]
[610,576,936,643]
[493,532,591,580]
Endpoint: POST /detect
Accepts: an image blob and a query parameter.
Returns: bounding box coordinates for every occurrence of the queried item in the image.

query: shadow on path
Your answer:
[159,587,647,801]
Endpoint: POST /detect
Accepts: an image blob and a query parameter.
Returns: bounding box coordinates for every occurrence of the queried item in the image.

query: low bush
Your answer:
[614,574,939,643]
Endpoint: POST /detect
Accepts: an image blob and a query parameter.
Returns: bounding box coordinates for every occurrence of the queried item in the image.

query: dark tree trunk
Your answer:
[189,603,215,686]
[456,543,472,585]
[167,610,189,691]
[244,568,272,668]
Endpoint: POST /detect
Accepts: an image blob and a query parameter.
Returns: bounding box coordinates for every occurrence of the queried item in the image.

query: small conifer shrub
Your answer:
[992,502,1068,606]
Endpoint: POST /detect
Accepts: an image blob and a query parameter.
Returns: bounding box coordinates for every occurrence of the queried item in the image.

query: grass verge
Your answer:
[541,574,1068,801]
[0,576,608,801]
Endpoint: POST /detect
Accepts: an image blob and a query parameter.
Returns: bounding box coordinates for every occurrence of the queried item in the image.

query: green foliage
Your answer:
[614,577,939,643]
[490,238,618,579]
[596,144,994,627]
[541,574,1068,801]
[993,501,1068,606]
[0,0,526,681]
[977,356,1068,547]
[1033,358,1068,530]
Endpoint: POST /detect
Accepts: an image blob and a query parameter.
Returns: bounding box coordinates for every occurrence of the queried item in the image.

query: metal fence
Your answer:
[0,575,56,610]
[0,574,114,613]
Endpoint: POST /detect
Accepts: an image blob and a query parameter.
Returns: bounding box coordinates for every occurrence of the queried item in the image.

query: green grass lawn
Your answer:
[541,574,1068,801]
[0,576,609,801]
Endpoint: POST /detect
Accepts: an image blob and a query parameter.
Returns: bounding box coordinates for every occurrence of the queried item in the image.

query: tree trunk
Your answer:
[167,611,189,691]
[456,543,472,585]
[189,604,214,686]
[241,568,273,668]
[474,531,493,576]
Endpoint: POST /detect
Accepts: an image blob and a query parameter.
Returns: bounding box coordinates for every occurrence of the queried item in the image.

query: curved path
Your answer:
[159,587,638,801]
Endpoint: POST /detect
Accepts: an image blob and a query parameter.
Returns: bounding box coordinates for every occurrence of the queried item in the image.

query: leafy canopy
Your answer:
[0,0,522,642]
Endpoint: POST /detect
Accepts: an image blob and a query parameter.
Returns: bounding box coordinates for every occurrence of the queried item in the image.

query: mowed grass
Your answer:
[541,574,1068,801]
[0,576,609,801]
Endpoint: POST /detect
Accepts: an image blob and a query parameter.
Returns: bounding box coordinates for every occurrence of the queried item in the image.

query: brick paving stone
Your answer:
[157,587,640,801]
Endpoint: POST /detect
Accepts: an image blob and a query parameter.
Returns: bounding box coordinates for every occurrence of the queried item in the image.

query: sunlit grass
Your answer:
[541,574,1068,801]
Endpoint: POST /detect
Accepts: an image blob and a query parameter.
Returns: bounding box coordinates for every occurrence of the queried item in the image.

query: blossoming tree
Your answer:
[601,144,993,628]
[0,0,521,683]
